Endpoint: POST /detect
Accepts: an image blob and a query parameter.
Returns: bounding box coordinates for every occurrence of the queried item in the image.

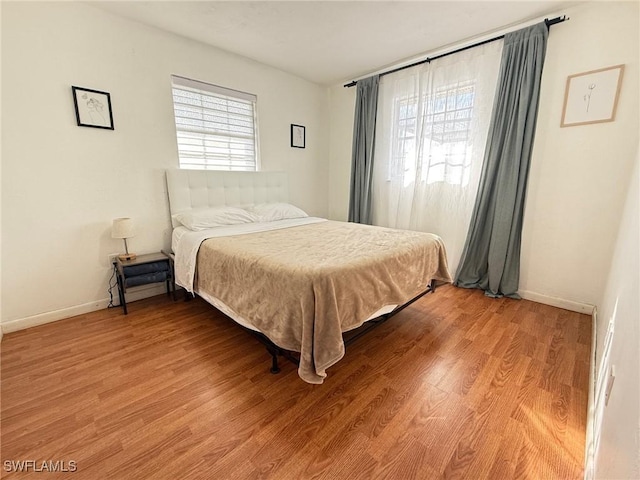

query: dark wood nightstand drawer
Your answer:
[122,261,169,277]
[115,252,174,314]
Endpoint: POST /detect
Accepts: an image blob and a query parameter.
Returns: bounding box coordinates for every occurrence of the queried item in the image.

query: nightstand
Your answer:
[115,252,173,314]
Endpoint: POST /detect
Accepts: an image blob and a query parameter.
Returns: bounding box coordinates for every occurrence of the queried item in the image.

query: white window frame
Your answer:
[390,80,476,186]
[171,75,260,171]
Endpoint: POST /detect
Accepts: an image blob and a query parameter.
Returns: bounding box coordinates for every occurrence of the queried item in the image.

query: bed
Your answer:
[166,169,452,384]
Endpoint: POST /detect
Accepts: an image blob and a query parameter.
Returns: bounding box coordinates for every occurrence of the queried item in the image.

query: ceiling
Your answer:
[93,1,576,86]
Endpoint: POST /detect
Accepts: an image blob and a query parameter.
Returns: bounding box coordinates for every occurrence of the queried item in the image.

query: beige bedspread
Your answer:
[194,220,451,383]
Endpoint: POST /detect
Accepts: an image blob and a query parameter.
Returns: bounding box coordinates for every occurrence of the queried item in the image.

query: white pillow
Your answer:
[173,206,258,231]
[250,203,308,222]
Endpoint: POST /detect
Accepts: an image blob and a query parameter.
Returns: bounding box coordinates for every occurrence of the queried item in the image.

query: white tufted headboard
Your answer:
[166,170,289,228]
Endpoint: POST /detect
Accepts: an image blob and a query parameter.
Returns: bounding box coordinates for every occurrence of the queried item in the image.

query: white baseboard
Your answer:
[1,284,166,334]
[2,299,109,334]
[584,306,598,479]
[519,289,595,315]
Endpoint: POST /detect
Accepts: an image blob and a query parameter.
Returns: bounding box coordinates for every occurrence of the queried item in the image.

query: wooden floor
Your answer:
[1,285,591,479]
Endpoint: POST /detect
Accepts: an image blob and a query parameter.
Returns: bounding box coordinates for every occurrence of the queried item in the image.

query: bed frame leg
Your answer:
[267,346,281,374]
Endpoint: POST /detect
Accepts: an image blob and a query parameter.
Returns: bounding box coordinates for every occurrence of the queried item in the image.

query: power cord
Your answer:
[107,262,118,308]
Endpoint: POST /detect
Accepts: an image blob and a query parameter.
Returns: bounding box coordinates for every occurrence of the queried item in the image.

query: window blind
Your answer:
[171,75,258,171]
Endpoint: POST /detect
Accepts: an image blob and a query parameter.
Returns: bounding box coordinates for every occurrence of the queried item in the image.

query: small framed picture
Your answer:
[561,65,624,127]
[72,86,114,130]
[291,124,305,148]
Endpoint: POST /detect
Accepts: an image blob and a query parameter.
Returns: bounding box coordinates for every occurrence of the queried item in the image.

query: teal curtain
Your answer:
[454,23,548,298]
[348,75,380,224]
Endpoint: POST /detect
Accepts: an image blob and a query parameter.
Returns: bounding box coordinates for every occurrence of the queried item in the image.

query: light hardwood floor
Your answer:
[1,285,591,479]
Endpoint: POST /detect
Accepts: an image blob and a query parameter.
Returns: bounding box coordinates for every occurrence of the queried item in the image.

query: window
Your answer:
[390,81,476,186]
[171,75,259,171]
[372,40,503,274]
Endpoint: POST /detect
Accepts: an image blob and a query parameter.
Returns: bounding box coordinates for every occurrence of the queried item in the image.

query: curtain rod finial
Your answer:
[545,15,568,28]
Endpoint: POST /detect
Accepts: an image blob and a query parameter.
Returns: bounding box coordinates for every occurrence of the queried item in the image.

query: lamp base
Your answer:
[118,253,137,262]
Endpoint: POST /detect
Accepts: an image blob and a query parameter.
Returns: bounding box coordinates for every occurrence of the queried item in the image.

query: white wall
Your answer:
[328,85,355,221]
[327,1,639,313]
[520,1,639,312]
[592,148,639,479]
[1,2,329,328]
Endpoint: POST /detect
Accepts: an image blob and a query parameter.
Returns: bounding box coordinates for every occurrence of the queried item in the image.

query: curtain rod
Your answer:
[344,15,567,88]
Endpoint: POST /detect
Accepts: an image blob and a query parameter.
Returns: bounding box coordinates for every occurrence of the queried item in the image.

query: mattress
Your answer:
[173,219,451,383]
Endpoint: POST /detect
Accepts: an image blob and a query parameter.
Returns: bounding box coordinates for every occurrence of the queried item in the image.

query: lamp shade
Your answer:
[112,217,134,239]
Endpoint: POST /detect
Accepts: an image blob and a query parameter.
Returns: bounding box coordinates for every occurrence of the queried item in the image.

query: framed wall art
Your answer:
[560,64,624,127]
[291,124,305,148]
[72,86,114,130]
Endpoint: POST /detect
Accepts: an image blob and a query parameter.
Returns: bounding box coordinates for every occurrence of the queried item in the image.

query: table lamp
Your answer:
[112,217,136,261]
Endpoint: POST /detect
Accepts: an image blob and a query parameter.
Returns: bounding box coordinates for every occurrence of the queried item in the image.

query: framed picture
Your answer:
[291,124,305,148]
[561,65,624,127]
[72,86,114,130]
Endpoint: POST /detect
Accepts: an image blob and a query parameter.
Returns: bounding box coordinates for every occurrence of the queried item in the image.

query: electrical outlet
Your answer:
[108,253,119,265]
